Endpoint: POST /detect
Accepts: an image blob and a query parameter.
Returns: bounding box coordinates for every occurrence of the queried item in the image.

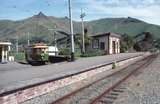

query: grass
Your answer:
[112,62,116,69]
[13,52,26,62]
[80,50,106,57]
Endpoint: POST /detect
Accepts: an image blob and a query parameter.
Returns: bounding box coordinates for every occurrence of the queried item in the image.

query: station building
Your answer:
[0,42,12,63]
[91,32,121,54]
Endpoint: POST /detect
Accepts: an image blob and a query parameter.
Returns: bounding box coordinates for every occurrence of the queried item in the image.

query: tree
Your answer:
[120,34,134,52]
[143,32,153,42]
[134,32,154,51]
[75,28,92,54]
[84,28,92,49]
[75,33,83,53]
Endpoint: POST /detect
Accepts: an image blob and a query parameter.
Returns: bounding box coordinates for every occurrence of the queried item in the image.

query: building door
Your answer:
[100,42,105,50]
[112,41,116,54]
[0,46,2,62]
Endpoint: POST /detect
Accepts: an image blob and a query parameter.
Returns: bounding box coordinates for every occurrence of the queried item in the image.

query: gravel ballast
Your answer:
[114,54,160,104]
[21,55,145,104]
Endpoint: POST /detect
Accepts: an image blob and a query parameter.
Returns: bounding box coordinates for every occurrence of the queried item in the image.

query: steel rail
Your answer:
[52,54,156,104]
[90,54,157,104]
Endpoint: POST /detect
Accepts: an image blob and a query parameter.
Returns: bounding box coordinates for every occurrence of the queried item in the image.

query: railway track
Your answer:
[90,54,156,104]
[52,54,157,104]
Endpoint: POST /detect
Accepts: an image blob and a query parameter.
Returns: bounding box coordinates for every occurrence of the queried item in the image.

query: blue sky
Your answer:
[0,0,160,25]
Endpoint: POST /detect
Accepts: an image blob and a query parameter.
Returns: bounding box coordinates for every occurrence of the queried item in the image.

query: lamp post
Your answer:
[68,0,75,61]
[48,28,57,56]
[80,9,86,54]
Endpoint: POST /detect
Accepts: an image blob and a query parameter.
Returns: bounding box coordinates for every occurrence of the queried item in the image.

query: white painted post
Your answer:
[5,47,8,62]
[27,32,30,46]
[68,0,75,61]
[1,45,4,62]
[80,8,86,53]
[116,40,117,54]
[110,37,112,54]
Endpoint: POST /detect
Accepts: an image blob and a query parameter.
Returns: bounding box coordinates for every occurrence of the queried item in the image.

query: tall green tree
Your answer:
[120,34,134,52]
[134,32,154,51]
[75,28,92,54]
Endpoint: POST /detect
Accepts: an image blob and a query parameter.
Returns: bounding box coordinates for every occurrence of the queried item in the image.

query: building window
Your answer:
[92,39,99,49]
[100,42,105,50]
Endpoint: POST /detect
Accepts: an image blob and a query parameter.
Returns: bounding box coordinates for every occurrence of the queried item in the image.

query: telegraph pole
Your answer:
[68,0,75,61]
[27,32,30,46]
[80,8,86,54]
[16,35,19,53]
[48,29,56,45]
[48,28,57,56]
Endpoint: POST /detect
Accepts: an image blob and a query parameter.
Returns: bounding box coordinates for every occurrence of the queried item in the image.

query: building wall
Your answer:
[91,36,109,54]
[0,45,10,62]
[91,35,120,55]
[109,37,120,54]
[97,36,109,51]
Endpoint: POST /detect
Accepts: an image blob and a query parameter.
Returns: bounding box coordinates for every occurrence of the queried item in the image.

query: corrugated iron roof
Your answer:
[29,43,48,49]
[91,32,121,38]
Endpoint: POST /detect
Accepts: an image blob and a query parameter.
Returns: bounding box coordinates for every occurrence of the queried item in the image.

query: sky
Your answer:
[0,0,160,25]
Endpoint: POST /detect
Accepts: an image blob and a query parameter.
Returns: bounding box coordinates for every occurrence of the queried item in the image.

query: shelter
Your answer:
[91,32,121,54]
[0,42,11,63]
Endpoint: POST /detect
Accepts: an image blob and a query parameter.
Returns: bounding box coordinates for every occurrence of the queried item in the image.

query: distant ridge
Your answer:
[0,12,160,42]
[33,12,48,18]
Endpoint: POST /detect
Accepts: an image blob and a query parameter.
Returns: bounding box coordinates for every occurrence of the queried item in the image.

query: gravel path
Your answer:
[0,62,32,72]
[114,54,160,104]
[0,53,144,94]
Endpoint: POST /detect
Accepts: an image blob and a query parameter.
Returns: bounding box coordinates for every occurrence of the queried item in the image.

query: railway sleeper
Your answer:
[104,93,118,97]
[99,99,114,104]
[109,92,119,96]
[112,89,124,93]
[105,95,117,100]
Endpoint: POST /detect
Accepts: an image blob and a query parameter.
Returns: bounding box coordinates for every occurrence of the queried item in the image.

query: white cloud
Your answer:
[73,0,160,25]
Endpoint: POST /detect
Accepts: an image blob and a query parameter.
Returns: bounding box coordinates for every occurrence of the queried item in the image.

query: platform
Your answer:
[0,53,144,95]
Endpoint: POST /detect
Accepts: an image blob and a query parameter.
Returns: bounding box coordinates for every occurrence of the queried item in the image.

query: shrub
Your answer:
[80,49,106,57]
[112,62,116,69]
[59,48,71,56]
[14,52,25,61]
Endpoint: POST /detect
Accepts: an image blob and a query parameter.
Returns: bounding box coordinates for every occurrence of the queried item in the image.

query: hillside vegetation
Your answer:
[0,12,160,44]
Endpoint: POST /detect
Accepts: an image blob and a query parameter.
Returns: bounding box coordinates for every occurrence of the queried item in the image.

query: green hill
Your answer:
[0,12,160,43]
[86,17,160,38]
